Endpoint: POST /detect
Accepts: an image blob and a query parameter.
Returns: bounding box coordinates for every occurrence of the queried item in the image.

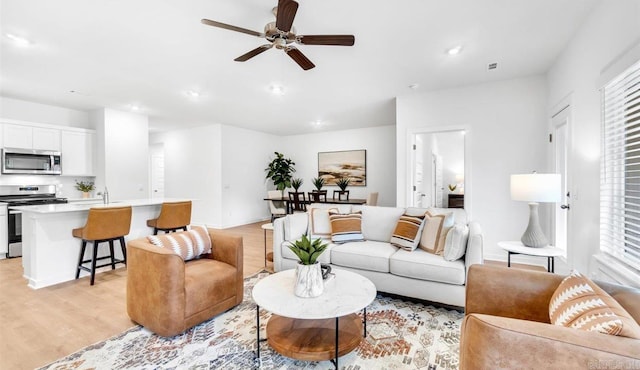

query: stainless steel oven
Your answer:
[0,185,67,258]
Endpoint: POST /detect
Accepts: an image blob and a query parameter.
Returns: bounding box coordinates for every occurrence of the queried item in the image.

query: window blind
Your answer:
[601,59,640,278]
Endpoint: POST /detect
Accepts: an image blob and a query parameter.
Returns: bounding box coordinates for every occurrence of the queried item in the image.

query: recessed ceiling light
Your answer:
[409,83,420,90]
[186,90,201,98]
[5,33,32,47]
[446,46,463,56]
[270,84,285,96]
[129,104,141,111]
[311,120,323,126]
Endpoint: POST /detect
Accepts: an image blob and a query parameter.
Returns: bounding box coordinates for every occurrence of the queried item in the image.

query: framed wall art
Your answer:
[318,149,366,186]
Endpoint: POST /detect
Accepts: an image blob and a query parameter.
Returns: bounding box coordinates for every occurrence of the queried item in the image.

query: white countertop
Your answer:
[10,198,190,214]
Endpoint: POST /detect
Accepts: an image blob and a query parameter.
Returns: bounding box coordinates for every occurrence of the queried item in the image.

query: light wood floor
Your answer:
[0,220,275,370]
[0,221,541,370]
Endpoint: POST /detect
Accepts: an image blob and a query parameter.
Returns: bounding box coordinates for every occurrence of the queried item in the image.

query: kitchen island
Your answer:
[13,198,190,289]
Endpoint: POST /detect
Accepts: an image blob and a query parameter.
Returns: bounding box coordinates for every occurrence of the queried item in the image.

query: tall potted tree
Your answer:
[265,152,296,195]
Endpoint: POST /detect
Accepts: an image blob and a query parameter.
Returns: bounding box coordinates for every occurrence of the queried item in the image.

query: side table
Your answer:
[497,241,563,273]
[261,223,274,268]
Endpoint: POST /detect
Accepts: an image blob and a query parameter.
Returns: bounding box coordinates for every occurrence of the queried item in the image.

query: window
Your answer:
[600,59,640,280]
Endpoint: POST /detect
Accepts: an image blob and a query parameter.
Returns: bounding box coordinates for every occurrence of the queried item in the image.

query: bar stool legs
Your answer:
[75,238,127,286]
[153,226,188,235]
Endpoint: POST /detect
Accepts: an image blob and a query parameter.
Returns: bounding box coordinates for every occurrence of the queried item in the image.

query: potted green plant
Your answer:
[75,180,95,198]
[288,234,329,297]
[265,152,296,195]
[336,177,350,191]
[312,177,325,191]
[291,178,303,192]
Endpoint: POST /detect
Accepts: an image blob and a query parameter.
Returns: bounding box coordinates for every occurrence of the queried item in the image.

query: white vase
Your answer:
[294,262,324,298]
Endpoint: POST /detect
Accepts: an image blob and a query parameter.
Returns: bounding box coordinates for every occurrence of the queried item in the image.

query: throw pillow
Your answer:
[443,224,469,261]
[419,211,453,255]
[308,207,338,240]
[390,214,426,251]
[549,270,640,338]
[147,226,212,261]
[329,211,364,243]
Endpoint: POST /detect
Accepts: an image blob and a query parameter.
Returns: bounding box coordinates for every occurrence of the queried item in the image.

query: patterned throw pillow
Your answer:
[549,270,640,338]
[147,226,212,261]
[390,214,426,251]
[443,224,469,261]
[419,211,453,255]
[329,211,364,243]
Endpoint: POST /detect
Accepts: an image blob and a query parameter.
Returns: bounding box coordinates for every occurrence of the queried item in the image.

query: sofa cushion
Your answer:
[329,211,364,243]
[308,206,338,240]
[147,226,211,261]
[443,224,470,261]
[390,214,426,251]
[331,240,398,273]
[390,248,466,285]
[361,206,405,242]
[284,213,308,241]
[419,211,453,255]
[309,202,352,214]
[549,270,640,339]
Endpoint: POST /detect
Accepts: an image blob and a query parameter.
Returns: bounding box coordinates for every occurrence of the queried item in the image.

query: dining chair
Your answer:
[308,190,327,203]
[268,190,287,221]
[288,191,307,212]
[366,192,379,206]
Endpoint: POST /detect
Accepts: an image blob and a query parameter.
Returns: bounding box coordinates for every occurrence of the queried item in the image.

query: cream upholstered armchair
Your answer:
[460,265,640,369]
[126,229,243,337]
[268,190,287,221]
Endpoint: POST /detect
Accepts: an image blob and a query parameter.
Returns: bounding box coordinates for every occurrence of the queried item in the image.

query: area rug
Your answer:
[40,271,463,370]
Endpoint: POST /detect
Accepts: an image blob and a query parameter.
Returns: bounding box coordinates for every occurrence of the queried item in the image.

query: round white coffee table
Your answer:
[498,241,564,272]
[252,268,376,368]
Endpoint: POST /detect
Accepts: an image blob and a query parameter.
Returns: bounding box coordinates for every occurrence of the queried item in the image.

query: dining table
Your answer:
[263,195,367,214]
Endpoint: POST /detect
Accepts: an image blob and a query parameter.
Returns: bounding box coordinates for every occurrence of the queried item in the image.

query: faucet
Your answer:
[102,187,109,204]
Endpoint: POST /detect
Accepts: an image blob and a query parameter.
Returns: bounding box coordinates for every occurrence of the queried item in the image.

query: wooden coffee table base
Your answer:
[266,313,363,361]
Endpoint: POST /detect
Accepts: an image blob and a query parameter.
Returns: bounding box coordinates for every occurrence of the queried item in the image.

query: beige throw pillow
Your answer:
[419,211,453,255]
[443,224,469,261]
[390,214,426,251]
[549,270,640,338]
[308,207,338,240]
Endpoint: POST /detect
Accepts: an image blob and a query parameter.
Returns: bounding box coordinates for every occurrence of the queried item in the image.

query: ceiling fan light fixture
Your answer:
[446,46,463,56]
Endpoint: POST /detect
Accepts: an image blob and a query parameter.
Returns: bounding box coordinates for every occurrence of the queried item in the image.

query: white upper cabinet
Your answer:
[3,124,61,151]
[61,130,94,176]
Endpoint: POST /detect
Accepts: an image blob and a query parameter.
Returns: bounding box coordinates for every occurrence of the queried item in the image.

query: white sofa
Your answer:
[272,205,483,307]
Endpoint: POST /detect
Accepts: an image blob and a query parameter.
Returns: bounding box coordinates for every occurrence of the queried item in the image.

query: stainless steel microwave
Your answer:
[2,148,62,175]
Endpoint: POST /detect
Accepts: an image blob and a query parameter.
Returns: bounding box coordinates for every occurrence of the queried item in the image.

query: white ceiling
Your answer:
[0,0,598,135]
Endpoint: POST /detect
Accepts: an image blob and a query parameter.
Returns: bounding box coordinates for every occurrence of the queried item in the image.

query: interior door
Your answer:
[552,106,570,256]
[433,154,443,207]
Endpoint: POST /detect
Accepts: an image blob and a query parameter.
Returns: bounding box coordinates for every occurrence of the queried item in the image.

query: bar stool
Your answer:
[73,206,132,285]
[146,201,192,235]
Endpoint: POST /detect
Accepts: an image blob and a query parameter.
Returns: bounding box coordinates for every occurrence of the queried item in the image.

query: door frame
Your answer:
[407,125,470,218]
[550,95,572,263]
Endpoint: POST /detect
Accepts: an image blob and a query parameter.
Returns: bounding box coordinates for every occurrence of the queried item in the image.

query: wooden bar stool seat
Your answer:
[146,201,192,235]
[73,206,132,285]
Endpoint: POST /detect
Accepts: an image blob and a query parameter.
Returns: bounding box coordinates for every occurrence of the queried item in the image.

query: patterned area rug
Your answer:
[40,271,462,370]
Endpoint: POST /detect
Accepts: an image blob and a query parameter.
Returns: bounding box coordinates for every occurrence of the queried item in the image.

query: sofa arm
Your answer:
[460,313,640,369]
[466,264,564,323]
[464,221,484,280]
[208,229,243,271]
[272,216,286,272]
[126,239,187,335]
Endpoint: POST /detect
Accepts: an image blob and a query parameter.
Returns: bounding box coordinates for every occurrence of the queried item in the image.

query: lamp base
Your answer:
[521,202,549,248]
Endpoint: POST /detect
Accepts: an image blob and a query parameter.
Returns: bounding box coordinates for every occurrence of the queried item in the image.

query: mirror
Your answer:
[411,130,465,208]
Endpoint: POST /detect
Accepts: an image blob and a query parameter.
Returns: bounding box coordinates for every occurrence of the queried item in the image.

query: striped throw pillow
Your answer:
[419,211,453,255]
[549,270,640,338]
[147,226,212,261]
[390,214,426,251]
[329,211,364,243]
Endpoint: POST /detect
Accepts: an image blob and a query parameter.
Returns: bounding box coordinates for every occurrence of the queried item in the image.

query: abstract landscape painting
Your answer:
[318,150,366,186]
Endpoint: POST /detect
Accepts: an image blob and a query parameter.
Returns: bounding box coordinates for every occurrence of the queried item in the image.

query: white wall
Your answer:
[93,108,149,200]
[0,96,91,128]
[281,125,396,207]
[547,0,640,274]
[397,76,549,260]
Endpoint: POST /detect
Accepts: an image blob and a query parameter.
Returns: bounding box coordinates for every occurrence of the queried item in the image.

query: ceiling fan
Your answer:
[201,0,355,70]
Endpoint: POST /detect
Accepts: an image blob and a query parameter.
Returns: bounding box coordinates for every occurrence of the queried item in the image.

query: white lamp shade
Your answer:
[510,173,561,203]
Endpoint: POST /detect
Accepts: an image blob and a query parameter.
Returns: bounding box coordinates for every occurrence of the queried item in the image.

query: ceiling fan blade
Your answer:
[234,44,273,62]
[285,47,315,70]
[276,0,299,33]
[201,19,263,37]
[297,35,355,46]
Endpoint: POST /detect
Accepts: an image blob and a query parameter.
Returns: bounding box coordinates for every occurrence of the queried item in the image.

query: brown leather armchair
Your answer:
[126,229,243,337]
[461,265,640,369]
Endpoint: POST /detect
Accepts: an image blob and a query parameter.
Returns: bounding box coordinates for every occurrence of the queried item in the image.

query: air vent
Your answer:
[488,62,498,70]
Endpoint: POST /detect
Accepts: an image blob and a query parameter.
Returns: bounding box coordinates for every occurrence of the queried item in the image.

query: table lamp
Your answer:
[510,173,561,248]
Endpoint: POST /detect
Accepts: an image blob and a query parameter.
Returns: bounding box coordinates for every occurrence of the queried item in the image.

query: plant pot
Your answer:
[294,262,324,298]
[82,192,90,199]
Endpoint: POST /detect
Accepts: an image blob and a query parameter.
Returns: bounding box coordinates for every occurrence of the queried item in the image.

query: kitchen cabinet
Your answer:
[61,130,94,176]
[2,124,61,151]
